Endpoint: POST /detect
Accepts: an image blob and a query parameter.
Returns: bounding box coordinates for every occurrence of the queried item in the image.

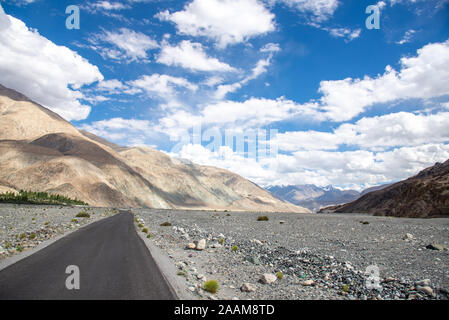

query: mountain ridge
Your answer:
[0,84,309,213]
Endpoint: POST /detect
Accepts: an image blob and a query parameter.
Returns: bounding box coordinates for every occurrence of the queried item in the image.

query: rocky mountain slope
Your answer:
[0,84,308,213]
[319,160,449,218]
[267,184,361,212]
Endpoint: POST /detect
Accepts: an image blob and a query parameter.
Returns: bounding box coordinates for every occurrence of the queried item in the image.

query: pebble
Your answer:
[259,273,277,284]
[241,283,257,292]
[195,239,206,251]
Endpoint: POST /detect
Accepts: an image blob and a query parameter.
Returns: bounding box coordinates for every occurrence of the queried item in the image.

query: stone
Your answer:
[241,283,257,292]
[301,280,315,286]
[417,286,434,296]
[403,233,413,240]
[196,239,207,250]
[187,243,196,250]
[415,279,431,287]
[259,273,277,284]
[426,243,446,251]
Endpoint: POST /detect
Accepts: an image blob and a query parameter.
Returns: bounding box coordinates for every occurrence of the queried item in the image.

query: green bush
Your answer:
[160,222,172,227]
[218,238,224,245]
[29,233,36,240]
[146,234,152,239]
[138,223,144,228]
[76,212,90,218]
[232,245,238,252]
[257,216,269,221]
[204,280,219,294]
[142,228,149,234]
[276,271,284,280]
[0,190,88,206]
[19,233,26,240]
[342,284,349,292]
[16,245,23,252]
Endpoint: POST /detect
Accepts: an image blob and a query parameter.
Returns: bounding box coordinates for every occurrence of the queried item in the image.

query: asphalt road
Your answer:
[0,211,177,300]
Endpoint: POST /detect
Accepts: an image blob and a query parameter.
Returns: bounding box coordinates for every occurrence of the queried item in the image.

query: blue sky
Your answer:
[1,0,449,190]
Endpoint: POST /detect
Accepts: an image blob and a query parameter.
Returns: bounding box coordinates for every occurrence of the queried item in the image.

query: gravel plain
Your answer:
[133,209,449,300]
[0,204,117,260]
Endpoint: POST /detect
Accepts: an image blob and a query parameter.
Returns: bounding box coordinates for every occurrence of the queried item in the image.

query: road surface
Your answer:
[0,211,177,300]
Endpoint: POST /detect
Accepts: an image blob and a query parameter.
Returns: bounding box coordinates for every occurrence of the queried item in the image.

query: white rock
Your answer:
[196,239,206,250]
[186,243,196,250]
[241,283,257,292]
[415,279,431,287]
[259,273,277,284]
[403,233,414,240]
[417,286,434,296]
[251,239,263,245]
[301,280,315,286]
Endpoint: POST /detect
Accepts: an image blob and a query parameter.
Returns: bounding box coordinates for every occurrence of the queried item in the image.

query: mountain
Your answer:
[319,160,449,218]
[267,184,360,212]
[0,84,309,213]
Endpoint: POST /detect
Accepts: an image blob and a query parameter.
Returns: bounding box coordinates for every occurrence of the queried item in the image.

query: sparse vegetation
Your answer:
[142,228,149,234]
[76,211,90,218]
[138,223,144,228]
[160,222,172,227]
[276,271,284,280]
[16,245,23,252]
[204,280,219,294]
[232,245,238,252]
[342,284,350,292]
[360,221,369,225]
[19,233,26,240]
[29,233,36,240]
[257,216,269,221]
[177,270,186,277]
[0,190,88,206]
[146,234,151,239]
[218,238,224,245]
[71,219,78,223]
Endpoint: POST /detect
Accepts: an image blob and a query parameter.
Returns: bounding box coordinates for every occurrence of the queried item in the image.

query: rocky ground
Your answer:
[132,209,449,300]
[0,204,117,259]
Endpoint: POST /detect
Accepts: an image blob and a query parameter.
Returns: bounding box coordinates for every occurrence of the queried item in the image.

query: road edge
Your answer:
[136,228,197,300]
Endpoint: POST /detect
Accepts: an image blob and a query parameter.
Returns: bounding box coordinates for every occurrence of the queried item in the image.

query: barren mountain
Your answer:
[0,84,308,212]
[267,184,360,212]
[319,160,449,218]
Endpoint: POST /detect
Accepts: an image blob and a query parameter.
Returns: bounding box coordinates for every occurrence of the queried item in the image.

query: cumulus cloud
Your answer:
[88,28,158,62]
[156,40,236,72]
[79,118,153,146]
[129,74,198,99]
[305,40,449,122]
[0,5,103,121]
[156,0,275,48]
[278,0,340,22]
[273,111,449,152]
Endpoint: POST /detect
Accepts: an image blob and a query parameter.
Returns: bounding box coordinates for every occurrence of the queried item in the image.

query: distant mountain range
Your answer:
[0,84,308,213]
[267,184,391,212]
[319,160,449,218]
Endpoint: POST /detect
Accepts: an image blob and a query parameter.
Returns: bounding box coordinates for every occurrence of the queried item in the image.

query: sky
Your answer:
[0,0,449,191]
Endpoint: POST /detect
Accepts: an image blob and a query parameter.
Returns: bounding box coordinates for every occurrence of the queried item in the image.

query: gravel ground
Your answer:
[0,204,117,260]
[132,209,449,300]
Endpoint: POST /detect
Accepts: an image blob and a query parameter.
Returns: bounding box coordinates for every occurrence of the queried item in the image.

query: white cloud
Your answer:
[260,42,281,53]
[273,111,449,152]
[214,55,273,99]
[171,142,449,189]
[396,29,416,45]
[89,28,158,62]
[129,74,198,99]
[156,40,236,72]
[306,40,449,122]
[79,118,153,146]
[86,1,131,11]
[278,0,340,22]
[156,0,275,48]
[327,27,361,42]
[0,5,103,121]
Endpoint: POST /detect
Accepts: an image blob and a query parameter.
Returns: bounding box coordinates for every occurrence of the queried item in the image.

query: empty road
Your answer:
[0,211,177,300]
